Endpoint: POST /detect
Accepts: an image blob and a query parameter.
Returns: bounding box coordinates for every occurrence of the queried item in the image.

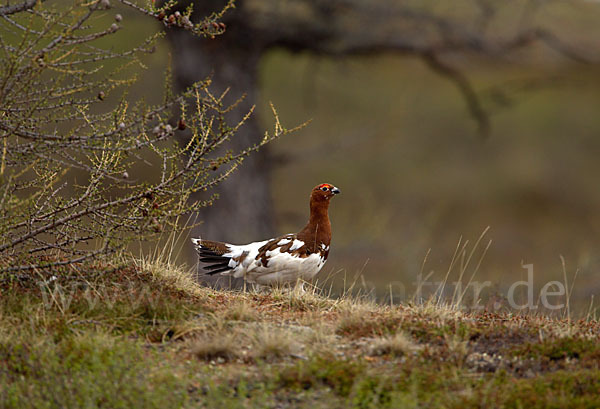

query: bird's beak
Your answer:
[332,187,341,195]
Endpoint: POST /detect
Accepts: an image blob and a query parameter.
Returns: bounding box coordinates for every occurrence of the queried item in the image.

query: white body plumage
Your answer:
[191,237,327,286]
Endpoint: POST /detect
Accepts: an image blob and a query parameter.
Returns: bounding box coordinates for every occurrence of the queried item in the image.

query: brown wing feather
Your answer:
[197,239,230,255]
[255,234,330,268]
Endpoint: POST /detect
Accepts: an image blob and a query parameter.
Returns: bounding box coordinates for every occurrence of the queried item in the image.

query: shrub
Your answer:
[0,0,289,274]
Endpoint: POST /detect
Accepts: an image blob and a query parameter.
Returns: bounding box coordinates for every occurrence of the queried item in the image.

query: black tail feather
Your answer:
[203,262,230,271]
[199,256,228,263]
[204,266,232,275]
[193,240,233,276]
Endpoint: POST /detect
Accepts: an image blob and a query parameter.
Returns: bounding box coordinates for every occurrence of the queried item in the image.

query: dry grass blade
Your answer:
[368,332,420,357]
[192,333,241,362]
[251,325,297,361]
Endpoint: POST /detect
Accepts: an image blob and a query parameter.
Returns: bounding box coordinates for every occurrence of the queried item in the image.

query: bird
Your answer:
[192,183,341,287]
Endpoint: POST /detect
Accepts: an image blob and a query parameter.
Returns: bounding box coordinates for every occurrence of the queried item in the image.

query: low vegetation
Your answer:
[1,258,600,408]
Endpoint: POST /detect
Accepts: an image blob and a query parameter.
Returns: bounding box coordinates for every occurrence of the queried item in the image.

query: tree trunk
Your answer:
[165,2,276,287]
[166,20,275,244]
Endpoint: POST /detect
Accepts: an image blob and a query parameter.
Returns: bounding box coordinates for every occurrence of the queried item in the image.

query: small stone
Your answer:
[122,171,129,179]
[110,23,119,31]
[118,122,126,130]
[100,0,110,8]
[114,14,122,22]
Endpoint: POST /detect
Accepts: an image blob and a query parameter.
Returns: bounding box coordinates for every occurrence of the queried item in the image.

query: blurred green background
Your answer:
[122,3,600,314]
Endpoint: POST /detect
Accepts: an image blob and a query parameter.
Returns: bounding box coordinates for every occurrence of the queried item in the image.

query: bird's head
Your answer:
[311,183,341,203]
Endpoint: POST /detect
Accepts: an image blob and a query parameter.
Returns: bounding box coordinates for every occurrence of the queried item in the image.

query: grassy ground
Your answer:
[1,258,599,408]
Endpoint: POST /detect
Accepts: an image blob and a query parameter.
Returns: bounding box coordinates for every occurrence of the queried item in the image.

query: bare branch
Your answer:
[0,0,45,17]
[421,52,490,139]
[198,0,598,137]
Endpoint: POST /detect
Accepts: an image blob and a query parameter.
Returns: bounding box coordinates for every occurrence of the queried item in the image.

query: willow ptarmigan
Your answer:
[192,183,340,286]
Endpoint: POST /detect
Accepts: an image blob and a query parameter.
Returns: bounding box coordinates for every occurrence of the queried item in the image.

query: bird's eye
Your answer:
[321,186,329,191]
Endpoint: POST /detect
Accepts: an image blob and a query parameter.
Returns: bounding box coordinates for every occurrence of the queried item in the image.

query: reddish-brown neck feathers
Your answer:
[297,185,334,251]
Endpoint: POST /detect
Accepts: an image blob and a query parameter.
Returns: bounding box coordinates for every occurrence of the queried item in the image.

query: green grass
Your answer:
[0,334,189,409]
[1,259,600,408]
